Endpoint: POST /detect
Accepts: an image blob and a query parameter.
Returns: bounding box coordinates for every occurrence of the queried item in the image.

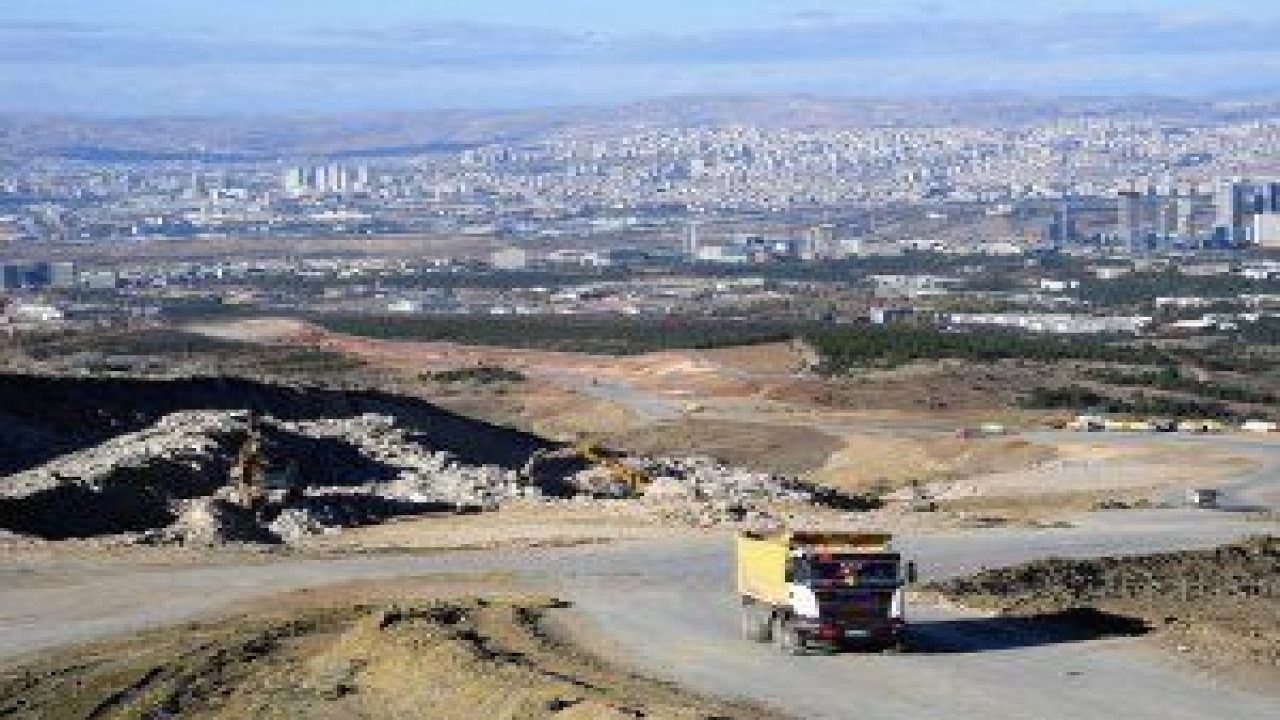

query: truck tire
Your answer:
[775,617,806,656]
[740,603,773,643]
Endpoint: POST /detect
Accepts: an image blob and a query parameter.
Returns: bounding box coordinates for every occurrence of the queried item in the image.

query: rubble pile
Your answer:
[285,415,524,509]
[560,454,869,527]
[145,497,280,547]
[637,456,821,504]
[0,410,523,544]
[0,407,866,545]
[0,412,249,538]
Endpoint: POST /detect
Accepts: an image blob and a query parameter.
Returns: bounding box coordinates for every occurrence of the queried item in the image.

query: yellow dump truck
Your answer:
[737,530,916,654]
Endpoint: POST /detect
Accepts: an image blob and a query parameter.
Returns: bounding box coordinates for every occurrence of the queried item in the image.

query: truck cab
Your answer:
[738,530,916,654]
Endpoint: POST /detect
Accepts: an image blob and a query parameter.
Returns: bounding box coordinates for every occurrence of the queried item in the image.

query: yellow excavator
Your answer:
[575,440,652,497]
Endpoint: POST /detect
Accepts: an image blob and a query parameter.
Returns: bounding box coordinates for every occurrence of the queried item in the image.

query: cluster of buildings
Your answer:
[0,261,121,291]
[680,222,842,264]
[3,113,1280,251]
[443,120,1280,211]
[282,165,373,196]
[1213,179,1280,247]
[1058,178,1280,253]
[385,277,788,318]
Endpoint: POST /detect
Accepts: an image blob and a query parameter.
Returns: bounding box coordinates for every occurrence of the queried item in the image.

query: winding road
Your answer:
[1,505,1277,719]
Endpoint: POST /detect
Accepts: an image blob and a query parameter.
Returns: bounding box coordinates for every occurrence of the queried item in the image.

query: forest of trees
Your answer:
[804,325,1154,372]
[312,313,801,355]
[1020,386,1240,420]
[1085,366,1277,405]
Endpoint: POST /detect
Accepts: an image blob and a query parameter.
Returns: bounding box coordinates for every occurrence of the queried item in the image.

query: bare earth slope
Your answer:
[0,596,776,720]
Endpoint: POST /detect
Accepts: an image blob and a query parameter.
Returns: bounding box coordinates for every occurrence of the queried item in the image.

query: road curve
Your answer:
[1,509,1276,719]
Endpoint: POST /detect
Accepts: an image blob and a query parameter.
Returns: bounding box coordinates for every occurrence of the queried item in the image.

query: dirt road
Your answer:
[2,510,1276,719]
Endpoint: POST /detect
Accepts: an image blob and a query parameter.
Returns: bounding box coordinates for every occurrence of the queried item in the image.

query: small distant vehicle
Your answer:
[737,530,916,654]
[1177,419,1226,434]
[1067,415,1106,432]
[1187,488,1221,509]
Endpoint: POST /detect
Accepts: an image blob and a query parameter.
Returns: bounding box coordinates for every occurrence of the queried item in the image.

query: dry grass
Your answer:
[605,418,843,476]
[813,435,1057,494]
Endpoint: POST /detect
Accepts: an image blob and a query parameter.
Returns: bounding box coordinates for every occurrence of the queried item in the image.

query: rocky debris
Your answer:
[0,372,552,477]
[142,498,280,547]
[285,415,522,509]
[268,507,336,542]
[0,412,251,539]
[637,455,822,503]
[552,453,872,528]
[0,410,522,543]
[0,407,870,545]
[0,411,245,501]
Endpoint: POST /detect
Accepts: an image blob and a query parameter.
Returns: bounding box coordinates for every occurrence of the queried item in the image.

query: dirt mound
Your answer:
[0,598,775,720]
[0,405,863,544]
[0,410,526,543]
[930,537,1280,669]
[0,372,553,477]
[0,412,247,538]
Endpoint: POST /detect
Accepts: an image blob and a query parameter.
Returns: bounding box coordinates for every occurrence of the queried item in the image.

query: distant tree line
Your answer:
[1085,366,1277,405]
[312,313,801,355]
[1020,386,1242,420]
[422,366,527,384]
[804,325,1154,372]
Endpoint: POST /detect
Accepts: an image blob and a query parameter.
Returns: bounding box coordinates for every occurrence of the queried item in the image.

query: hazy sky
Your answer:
[2,1,1278,115]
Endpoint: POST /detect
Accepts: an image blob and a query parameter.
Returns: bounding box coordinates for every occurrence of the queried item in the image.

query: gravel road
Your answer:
[1,508,1276,719]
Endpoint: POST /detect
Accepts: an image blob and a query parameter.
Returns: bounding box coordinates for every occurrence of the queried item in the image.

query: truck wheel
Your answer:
[740,604,772,643]
[776,618,806,656]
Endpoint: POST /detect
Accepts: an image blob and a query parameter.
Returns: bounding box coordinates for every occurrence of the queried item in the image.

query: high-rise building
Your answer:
[1176,195,1199,246]
[1267,181,1280,214]
[0,262,51,289]
[1117,190,1143,252]
[283,167,307,195]
[803,224,837,260]
[327,165,348,193]
[1214,179,1253,245]
[1254,214,1280,249]
[1057,200,1076,245]
[49,262,76,289]
[1157,195,1178,238]
[683,221,701,259]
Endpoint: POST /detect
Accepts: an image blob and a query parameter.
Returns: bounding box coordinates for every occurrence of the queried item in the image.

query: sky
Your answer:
[1,0,1278,115]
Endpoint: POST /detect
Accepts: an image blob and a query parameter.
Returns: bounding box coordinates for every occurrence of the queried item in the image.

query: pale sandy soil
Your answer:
[813,435,1057,493]
[924,444,1255,501]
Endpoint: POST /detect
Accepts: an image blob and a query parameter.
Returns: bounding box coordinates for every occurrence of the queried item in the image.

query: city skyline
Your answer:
[2,1,1280,115]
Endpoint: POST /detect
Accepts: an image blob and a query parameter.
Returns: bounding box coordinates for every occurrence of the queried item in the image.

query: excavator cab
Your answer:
[574,438,652,497]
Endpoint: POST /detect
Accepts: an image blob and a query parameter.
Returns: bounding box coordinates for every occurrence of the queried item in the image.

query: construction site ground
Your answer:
[2,512,1277,720]
[3,319,1278,718]
[189,318,1278,519]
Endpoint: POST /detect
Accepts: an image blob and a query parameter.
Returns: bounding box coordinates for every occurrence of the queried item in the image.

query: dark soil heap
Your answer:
[930,537,1280,668]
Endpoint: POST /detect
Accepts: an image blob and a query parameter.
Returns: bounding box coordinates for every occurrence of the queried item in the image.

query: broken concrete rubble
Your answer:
[0,409,869,546]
